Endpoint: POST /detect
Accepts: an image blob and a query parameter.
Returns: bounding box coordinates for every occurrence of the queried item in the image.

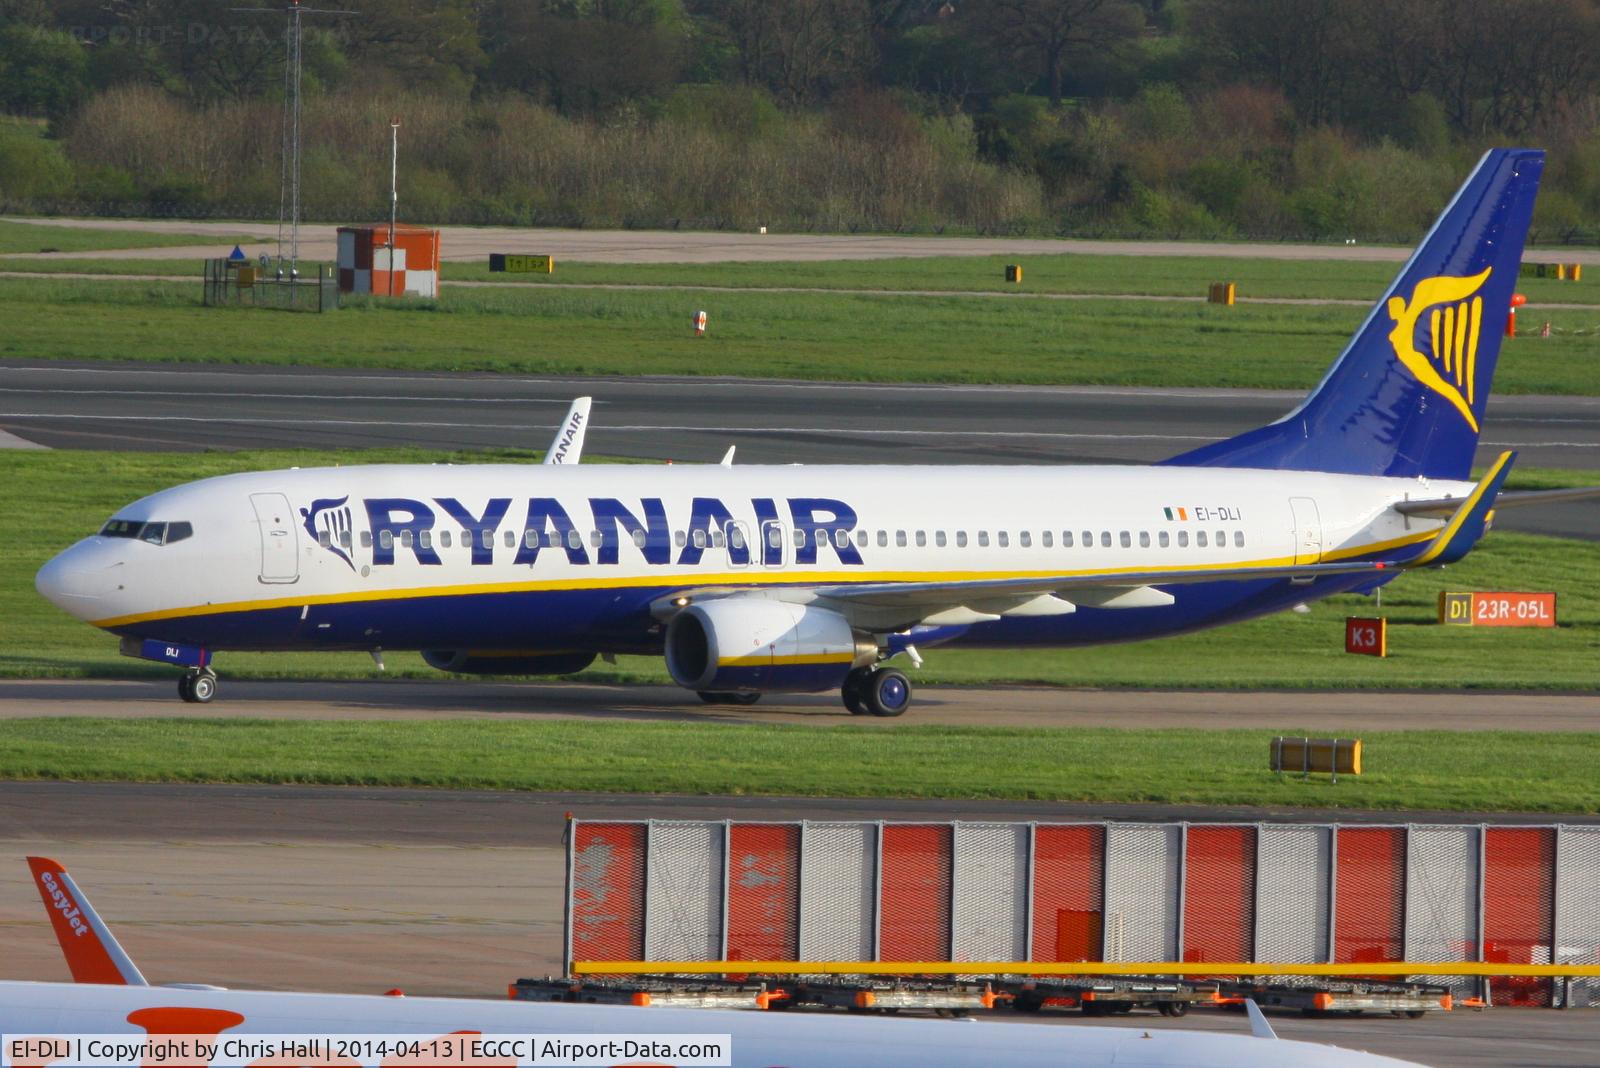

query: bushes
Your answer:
[0,122,72,206]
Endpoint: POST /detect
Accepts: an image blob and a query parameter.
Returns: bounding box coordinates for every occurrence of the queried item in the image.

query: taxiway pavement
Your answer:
[3,361,1595,538]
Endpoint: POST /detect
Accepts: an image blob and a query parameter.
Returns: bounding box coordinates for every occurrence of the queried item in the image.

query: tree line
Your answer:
[2,0,1600,240]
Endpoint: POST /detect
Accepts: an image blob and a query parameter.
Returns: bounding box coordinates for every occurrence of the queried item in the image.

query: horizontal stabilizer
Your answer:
[1395,483,1600,519]
[1405,451,1517,567]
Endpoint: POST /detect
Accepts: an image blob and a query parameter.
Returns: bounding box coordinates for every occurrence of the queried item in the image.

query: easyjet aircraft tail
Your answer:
[26,856,148,986]
[1164,148,1544,480]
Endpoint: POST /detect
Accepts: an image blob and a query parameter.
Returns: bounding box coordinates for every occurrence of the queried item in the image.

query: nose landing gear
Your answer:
[178,668,218,704]
[842,666,911,717]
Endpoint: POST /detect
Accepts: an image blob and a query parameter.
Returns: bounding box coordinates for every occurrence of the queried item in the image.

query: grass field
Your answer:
[5,247,1599,305]
[2,273,1599,394]
[4,448,1597,690]
[0,221,253,256]
[0,718,1593,812]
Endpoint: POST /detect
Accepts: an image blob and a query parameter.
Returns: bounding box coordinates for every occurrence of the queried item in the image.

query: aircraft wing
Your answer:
[26,856,148,986]
[543,397,591,465]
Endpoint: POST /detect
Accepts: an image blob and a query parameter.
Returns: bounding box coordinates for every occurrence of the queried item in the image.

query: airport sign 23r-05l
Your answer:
[1438,591,1557,627]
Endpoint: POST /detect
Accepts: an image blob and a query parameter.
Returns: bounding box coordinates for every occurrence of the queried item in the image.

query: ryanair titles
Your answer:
[357,496,864,568]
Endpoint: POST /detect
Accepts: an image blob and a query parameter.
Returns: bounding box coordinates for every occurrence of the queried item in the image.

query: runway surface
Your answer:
[8,215,1600,268]
[0,781,1593,1067]
[3,360,1595,539]
[3,678,1597,732]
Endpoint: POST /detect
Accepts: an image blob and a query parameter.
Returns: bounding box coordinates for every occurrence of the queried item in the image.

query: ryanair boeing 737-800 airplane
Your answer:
[33,149,1598,714]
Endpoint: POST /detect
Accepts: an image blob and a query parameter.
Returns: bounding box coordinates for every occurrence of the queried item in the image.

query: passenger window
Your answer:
[792,530,804,548]
[956,531,968,548]
[1062,531,1073,548]
[814,529,826,547]
[915,530,926,547]
[712,529,725,548]
[1197,531,1209,547]
[856,529,868,548]
[731,527,746,550]
[523,530,536,549]
[1216,529,1225,548]
[633,529,647,548]
[361,531,373,548]
[834,528,848,549]
[339,530,351,549]
[1178,530,1188,548]
[480,530,491,549]
[439,530,452,548]
[379,530,393,550]
[167,521,194,544]
[1235,531,1245,548]
[877,530,888,547]
[896,530,907,547]
[1020,531,1032,548]
[998,531,1009,548]
[591,529,604,548]
[1100,531,1111,548]
[505,529,517,548]
[318,530,331,548]
[400,530,414,549]
[1041,531,1051,548]
[692,529,707,549]
[978,531,990,547]
[565,530,581,550]
[678,530,689,548]
[1082,530,1093,547]
[419,530,432,550]
[1159,531,1170,548]
[1139,531,1150,548]
[1119,531,1131,549]
[768,527,782,549]
[936,531,947,548]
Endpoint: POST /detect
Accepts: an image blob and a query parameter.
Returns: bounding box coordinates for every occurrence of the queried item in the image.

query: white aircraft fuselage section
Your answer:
[38,462,1460,650]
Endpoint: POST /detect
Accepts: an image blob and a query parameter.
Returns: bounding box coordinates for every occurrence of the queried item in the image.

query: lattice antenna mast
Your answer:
[235,0,354,277]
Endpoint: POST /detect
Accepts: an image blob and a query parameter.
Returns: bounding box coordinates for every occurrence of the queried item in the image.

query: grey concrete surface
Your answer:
[6,216,1600,267]
[0,782,1594,1067]
[1,678,1596,733]
[2,360,1594,539]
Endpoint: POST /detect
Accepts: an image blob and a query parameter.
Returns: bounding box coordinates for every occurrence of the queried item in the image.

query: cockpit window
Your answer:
[99,519,193,545]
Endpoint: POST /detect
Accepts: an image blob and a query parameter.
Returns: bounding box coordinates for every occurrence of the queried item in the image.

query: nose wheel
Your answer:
[178,669,217,704]
[842,666,911,717]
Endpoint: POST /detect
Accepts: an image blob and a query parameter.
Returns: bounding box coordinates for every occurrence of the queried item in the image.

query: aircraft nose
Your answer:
[35,542,120,620]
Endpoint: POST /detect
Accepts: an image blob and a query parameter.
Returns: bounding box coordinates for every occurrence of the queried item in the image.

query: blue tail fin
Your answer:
[1163,149,1544,480]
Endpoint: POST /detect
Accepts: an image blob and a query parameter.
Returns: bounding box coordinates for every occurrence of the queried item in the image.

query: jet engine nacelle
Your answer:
[665,599,872,694]
[421,650,598,676]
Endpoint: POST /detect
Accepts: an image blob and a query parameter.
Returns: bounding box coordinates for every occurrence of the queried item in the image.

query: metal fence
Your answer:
[202,258,338,312]
[564,819,1600,1007]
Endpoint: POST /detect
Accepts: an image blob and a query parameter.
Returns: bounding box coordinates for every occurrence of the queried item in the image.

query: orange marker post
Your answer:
[693,310,707,337]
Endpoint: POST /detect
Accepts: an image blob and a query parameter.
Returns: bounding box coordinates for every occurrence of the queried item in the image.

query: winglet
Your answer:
[1407,450,1518,567]
[544,397,592,465]
[1244,998,1278,1040]
[26,856,148,986]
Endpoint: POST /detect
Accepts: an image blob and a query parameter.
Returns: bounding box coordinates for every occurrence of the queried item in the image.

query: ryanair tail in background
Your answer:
[1164,148,1544,480]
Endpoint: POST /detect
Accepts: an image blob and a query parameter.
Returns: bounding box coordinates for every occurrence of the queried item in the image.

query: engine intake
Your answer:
[665,599,871,693]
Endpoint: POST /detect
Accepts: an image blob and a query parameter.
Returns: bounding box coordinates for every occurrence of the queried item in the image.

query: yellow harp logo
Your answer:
[1386,268,1492,431]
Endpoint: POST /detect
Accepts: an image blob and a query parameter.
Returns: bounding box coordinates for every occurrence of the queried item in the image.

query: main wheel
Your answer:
[177,674,195,703]
[841,669,869,715]
[698,691,760,706]
[863,668,911,717]
[188,671,217,704]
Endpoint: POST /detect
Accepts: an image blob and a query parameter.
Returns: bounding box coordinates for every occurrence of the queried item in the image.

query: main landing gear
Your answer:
[842,666,911,717]
[178,668,218,704]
